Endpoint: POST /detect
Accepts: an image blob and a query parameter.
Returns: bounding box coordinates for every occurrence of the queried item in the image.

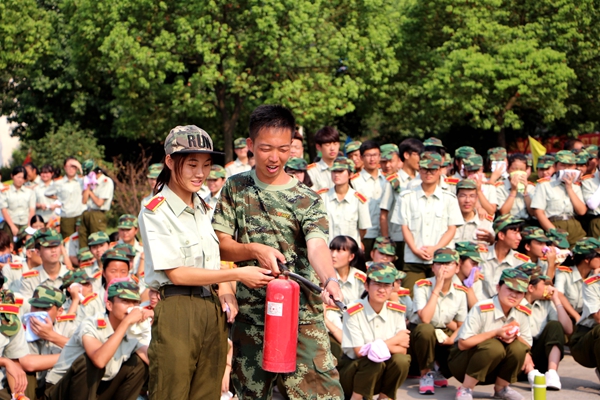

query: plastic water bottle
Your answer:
[532,374,546,400]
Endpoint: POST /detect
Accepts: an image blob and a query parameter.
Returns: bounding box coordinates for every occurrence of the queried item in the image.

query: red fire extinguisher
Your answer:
[262,275,300,373]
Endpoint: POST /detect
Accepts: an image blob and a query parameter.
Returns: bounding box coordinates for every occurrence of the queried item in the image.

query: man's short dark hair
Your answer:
[399,138,425,162]
[564,138,583,151]
[360,140,380,156]
[508,153,528,168]
[495,223,523,242]
[24,163,38,174]
[314,127,340,145]
[424,146,446,157]
[40,164,54,174]
[248,105,295,141]
[63,156,77,166]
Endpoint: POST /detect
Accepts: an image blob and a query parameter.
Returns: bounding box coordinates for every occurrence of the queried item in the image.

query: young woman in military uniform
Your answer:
[138,125,274,399]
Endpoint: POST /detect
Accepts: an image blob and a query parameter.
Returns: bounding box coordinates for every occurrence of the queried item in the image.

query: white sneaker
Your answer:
[545,369,561,390]
[527,369,541,386]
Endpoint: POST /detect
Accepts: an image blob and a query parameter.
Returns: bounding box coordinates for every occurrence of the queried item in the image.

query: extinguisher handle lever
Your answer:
[332,299,347,311]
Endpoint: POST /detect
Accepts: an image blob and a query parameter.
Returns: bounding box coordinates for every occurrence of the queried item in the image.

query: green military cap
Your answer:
[345,140,362,155]
[0,289,21,337]
[117,214,138,229]
[114,242,136,257]
[395,270,407,281]
[521,227,551,243]
[423,137,444,148]
[463,154,483,172]
[234,137,247,149]
[433,248,459,263]
[88,231,109,246]
[331,157,355,173]
[373,236,398,260]
[555,150,576,164]
[573,148,590,165]
[164,125,223,156]
[585,144,599,159]
[457,179,477,191]
[367,262,397,284]
[29,284,66,308]
[537,154,555,169]
[101,248,131,266]
[492,214,523,234]
[286,157,308,171]
[526,154,533,167]
[78,248,94,263]
[380,144,399,161]
[419,152,443,170]
[24,237,35,250]
[455,241,483,263]
[547,228,569,249]
[487,147,507,161]
[38,229,62,247]
[442,153,452,167]
[572,237,600,256]
[107,280,140,301]
[82,159,97,175]
[208,165,226,180]
[147,163,163,179]
[455,146,476,159]
[514,261,550,282]
[499,268,530,293]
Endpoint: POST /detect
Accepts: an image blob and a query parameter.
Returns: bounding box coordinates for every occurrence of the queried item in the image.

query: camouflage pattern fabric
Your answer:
[585,144,599,159]
[419,152,443,169]
[457,179,477,191]
[107,280,140,301]
[117,214,138,229]
[87,231,109,246]
[29,284,66,308]
[493,214,524,234]
[455,146,476,159]
[573,148,590,165]
[463,154,483,171]
[286,157,308,171]
[0,289,20,337]
[208,165,227,179]
[555,150,576,164]
[572,237,600,256]
[433,247,459,263]
[521,227,550,243]
[455,241,483,263]
[331,157,355,173]
[367,262,397,283]
[82,159,97,175]
[164,125,223,156]
[344,141,362,154]
[147,163,163,179]
[373,236,397,258]
[101,248,131,265]
[487,147,507,161]
[514,262,550,281]
[38,229,62,247]
[114,242,136,257]
[77,247,94,262]
[423,137,444,148]
[499,268,530,293]
[443,153,452,167]
[234,137,248,149]
[537,155,555,169]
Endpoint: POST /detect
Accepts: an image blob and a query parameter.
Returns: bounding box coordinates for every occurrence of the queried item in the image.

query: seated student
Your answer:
[455,242,485,308]
[496,154,536,221]
[554,237,600,322]
[409,248,468,395]
[388,270,413,321]
[45,281,150,400]
[513,263,572,391]
[453,179,494,245]
[367,237,399,267]
[61,270,104,324]
[449,268,532,400]
[340,262,411,400]
[116,214,144,277]
[2,237,40,295]
[517,227,557,279]
[101,248,145,300]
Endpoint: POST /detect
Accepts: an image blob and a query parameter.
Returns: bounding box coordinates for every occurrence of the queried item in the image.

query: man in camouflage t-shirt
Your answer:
[213,105,344,400]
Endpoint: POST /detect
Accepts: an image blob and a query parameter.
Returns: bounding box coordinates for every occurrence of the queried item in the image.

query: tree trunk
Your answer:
[497,128,506,148]
[496,92,520,149]
[216,83,244,164]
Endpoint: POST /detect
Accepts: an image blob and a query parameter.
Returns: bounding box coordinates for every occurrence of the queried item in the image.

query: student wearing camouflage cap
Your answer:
[141,163,164,207]
[321,157,371,247]
[536,155,555,179]
[345,140,363,173]
[307,127,341,192]
[580,150,600,237]
[388,269,413,320]
[513,263,572,390]
[284,157,313,188]
[62,269,104,324]
[452,146,476,180]
[584,144,599,174]
[394,151,464,294]
[409,248,468,395]
[225,137,252,177]
[380,144,402,176]
[460,154,498,214]
[531,150,587,246]
[554,237,600,323]
[339,262,411,400]
[573,148,590,176]
[116,214,144,277]
[497,154,536,222]
[79,159,114,249]
[204,165,227,218]
[368,236,399,266]
[45,281,149,400]
[486,147,510,185]
[290,129,304,159]
[100,248,137,295]
[87,231,110,277]
[516,227,557,279]
[455,241,485,308]
[449,268,532,400]
[454,179,494,245]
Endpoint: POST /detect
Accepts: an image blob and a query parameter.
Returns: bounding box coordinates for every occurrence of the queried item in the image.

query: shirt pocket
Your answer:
[202,231,221,270]
[180,238,201,267]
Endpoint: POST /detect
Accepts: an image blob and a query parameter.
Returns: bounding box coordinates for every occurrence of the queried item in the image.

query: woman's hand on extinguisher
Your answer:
[238,267,275,288]
[251,243,286,275]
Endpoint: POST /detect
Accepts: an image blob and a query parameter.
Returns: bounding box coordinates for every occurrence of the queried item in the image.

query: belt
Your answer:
[549,215,572,222]
[161,285,212,298]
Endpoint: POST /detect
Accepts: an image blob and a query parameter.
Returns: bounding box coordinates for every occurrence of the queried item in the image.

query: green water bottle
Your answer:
[532,374,546,400]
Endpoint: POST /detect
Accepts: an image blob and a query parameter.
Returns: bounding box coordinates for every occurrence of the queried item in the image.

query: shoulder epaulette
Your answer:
[131,274,140,284]
[346,303,364,316]
[56,314,76,322]
[537,177,551,183]
[139,271,145,278]
[354,271,366,283]
[145,195,165,212]
[9,263,22,270]
[575,181,582,186]
[325,305,339,311]
[53,177,62,181]
[225,161,234,167]
[63,236,71,243]
[316,188,328,195]
[516,304,532,316]
[354,192,367,204]
[307,163,317,170]
[444,177,459,185]
[557,266,572,273]
[93,271,102,280]
[97,318,107,329]
[515,252,530,262]
[22,270,39,278]
[82,293,98,306]
[584,275,600,285]
[494,181,503,187]
[80,260,94,269]
[109,241,118,248]
[387,302,407,313]
[479,302,495,312]
[350,172,360,180]
[477,244,489,253]
[0,304,19,315]
[527,181,535,186]
[15,298,23,306]
[581,174,594,181]
[386,173,398,182]
[416,279,432,287]
[0,187,9,193]
[453,283,468,293]
[476,272,485,281]
[485,214,494,222]
[397,288,411,296]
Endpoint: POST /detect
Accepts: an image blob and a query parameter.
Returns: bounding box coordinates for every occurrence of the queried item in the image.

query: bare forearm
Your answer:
[164,267,243,286]
[380,210,389,237]
[216,233,258,263]
[499,192,516,215]
[534,209,554,231]
[458,330,497,350]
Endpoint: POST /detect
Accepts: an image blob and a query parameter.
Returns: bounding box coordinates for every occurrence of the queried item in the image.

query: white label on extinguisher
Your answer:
[267,302,283,317]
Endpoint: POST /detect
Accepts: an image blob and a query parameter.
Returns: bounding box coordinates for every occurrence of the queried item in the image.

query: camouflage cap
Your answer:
[29,284,66,308]
[492,214,523,234]
[77,248,94,263]
[380,144,399,161]
[572,237,600,256]
[24,237,35,251]
[366,262,397,284]
[487,147,507,161]
[101,248,131,266]
[514,262,550,282]
[373,236,398,260]
[0,289,21,337]
[117,214,138,229]
[526,154,533,167]
[499,268,530,293]
[286,157,308,171]
[547,228,570,249]
[573,148,590,165]
[147,163,163,179]
[113,242,136,257]
[455,146,476,159]
[38,229,62,247]
[88,231,109,246]
[345,140,362,155]
[442,153,452,167]
[433,248,459,263]
[331,157,355,173]
[537,154,555,169]
[395,270,407,281]
[585,144,599,159]
[234,137,248,149]
[555,150,576,164]
[164,125,223,156]
[423,137,444,148]
[455,241,483,263]
[463,154,484,172]
[208,165,226,180]
[107,280,140,301]
[418,152,443,170]
[457,179,477,191]
[82,159,97,175]
[521,227,550,243]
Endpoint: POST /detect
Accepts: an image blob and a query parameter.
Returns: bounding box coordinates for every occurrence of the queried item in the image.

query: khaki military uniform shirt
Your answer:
[581,174,600,215]
[337,267,367,304]
[18,264,70,315]
[204,189,222,220]
[0,322,28,390]
[555,266,585,313]
[307,159,334,192]
[140,184,220,290]
[380,170,417,242]
[24,176,42,188]
[410,277,468,327]
[0,185,35,225]
[225,158,251,178]
[530,177,584,218]
[520,298,558,339]
[74,293,105,324]
[65,232,79,260]
[1,262,32,294]
[480,246,526,298]
[49,177,84,218]
[407,175,451,192]
[496,180,535,219]
[34,181,59,221]
[351,169,388,239]
[86,174,114,211]
[322,187,371,246]
[342,298,407,359]
[577,275,600,328]
[453,210,494,244]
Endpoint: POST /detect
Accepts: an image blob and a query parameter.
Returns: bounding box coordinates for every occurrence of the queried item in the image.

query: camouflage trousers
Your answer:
[231,320,343,400]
